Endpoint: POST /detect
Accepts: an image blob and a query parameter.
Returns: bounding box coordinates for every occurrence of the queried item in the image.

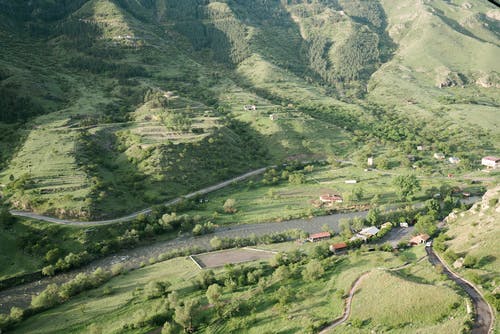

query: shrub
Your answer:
[302,259,324,281]
[223,198,237,213]
[463,254,478,268]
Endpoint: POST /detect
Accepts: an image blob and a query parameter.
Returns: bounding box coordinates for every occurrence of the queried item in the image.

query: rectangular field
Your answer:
[191,248,276,269]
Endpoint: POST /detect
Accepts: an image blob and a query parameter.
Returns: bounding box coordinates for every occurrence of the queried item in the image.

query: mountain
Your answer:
[0,0,499,219]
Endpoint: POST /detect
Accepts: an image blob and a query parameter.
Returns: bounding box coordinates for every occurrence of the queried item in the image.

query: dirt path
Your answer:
[427,247,494,334]
[318,272,371,333]
[9,167,270,226]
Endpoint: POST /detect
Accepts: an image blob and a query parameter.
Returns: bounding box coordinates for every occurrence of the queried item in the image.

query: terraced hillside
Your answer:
[0,0,499,219]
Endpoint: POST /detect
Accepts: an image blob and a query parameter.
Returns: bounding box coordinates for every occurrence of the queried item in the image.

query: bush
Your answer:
[31,284,61,309]
[223,198,237,213]
[463,254,478,268]
[302,259,324,281]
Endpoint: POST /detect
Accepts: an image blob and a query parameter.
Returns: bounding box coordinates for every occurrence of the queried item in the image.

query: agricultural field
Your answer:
[191,248,276,269]
[182,163,489,226]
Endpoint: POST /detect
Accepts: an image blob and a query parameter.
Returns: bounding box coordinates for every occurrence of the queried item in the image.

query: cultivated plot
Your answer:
[191,248,276,269]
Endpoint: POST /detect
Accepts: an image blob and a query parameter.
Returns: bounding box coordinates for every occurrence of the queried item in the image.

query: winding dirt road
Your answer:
[427,247,494,334]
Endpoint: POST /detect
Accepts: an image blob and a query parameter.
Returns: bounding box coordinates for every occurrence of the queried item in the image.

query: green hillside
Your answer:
[0,0,498,219]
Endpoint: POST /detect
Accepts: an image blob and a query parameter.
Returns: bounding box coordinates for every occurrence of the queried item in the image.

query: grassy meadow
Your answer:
[8,242,472,334]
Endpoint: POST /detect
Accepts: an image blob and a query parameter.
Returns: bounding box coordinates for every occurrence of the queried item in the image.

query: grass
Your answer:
[182,163,485,226]
[330,269,468,333]
[9,241,472,334]
[440,185,500,332]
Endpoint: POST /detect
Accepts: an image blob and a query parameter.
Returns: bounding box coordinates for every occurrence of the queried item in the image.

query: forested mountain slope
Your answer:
[0,0,498,219]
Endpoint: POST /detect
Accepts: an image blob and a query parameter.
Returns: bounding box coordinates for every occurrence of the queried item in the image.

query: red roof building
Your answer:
[329,242,348,253]
[307,231,331,242]
[482,156,500,169]
[409,234,430,246]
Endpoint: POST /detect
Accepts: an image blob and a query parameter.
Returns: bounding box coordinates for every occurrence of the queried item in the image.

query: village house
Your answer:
[481,156,500,169]
[319,194,343,204]
[434,152,445,160]
[350,226,380,242]
[448,157,460,164]
[409,234,430,246]
[307,232,331,242]
[359,226,380,238]
[329,242,348,254]
[244,105,257,111]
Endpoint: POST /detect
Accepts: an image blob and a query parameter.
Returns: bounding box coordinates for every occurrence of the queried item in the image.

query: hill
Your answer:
[438,184,500,332]
[0,0,498,219]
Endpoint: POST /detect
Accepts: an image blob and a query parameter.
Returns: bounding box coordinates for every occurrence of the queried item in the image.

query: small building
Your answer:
[381,222,392,229]
[269,114,277,121]
[329,242,348,254]
[307,231,331,242]
[400,222,409,228]
[409,234,430,246]
[359,226,380,238]
[345,180,357,184]
[244,105,257,111]
[319,194,343,204]
[367,157,374,166]
[448,157,460,164]
[481,156,500,169]
[434,153,445,160]
[416,145,424,151]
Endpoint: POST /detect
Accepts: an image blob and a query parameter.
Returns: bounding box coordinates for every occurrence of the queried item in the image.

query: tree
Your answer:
[302,259,324,281]
[174,299,197,332]
[393,174,421,201]
[273,265,290,282]
[223,198,237,213]
[352,187,364,202]
[339,218,352,237]
[31,284,61,309]
[206,283,222,306]
[210,236,222,250]
[288,172,306,185]
[197,269,216,289]
[366,207,380,226]
[161,321,175,334]
[414,214,437,236]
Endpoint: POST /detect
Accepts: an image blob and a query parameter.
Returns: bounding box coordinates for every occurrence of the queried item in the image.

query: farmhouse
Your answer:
[319,194,343,204]
[481,156,500,169]
[448,156,460,164]
[409,234,430,246]
[434,152,445,160]
[329,242,348,254]
[307,231,331,242]
[244,104,257,111]
[359,226,380,238]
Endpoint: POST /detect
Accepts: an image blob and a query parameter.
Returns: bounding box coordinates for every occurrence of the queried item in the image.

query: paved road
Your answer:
[427,247,494,334]
[9,167,270,226]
